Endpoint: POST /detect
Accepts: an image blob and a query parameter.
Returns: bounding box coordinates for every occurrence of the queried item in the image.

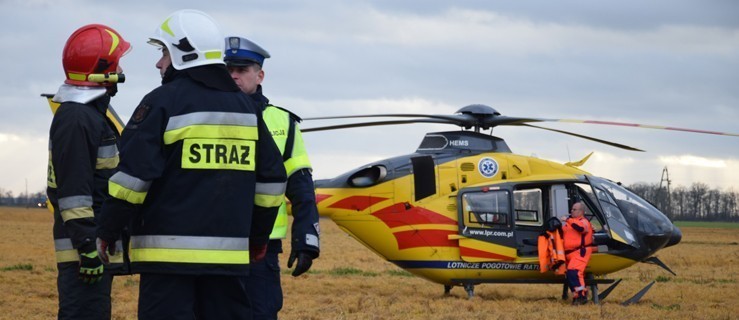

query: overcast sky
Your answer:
[1,0,737,196]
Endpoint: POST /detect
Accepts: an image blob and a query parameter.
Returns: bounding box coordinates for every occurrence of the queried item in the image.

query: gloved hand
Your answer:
[96,237,117,265]
[249,243,267,263]
[287,250,314,277]
[78,244,104,284]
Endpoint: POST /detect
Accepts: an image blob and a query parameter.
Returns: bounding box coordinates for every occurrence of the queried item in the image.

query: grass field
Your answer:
[0,207,737,319]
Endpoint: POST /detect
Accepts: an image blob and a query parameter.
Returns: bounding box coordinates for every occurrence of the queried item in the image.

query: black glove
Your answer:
[287,250,314,277]
[78,242,104,284]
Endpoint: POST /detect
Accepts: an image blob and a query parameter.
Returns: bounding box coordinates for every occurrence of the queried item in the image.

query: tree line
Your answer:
[0,188,46,207]
[627,182,738,222]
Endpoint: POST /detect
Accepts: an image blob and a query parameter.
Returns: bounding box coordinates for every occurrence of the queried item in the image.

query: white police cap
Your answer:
[224,36,271,67]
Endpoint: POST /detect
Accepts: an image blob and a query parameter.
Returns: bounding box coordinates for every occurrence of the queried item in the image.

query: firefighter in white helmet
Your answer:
[96,9,286,318]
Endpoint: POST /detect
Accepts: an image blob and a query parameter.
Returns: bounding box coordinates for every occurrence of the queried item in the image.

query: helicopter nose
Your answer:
[665,226,682,248]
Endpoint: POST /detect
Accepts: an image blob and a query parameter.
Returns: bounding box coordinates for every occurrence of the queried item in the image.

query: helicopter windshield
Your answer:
[589,177,674,237]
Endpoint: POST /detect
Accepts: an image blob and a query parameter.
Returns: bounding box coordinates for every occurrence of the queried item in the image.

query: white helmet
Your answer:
[148,9,224,70]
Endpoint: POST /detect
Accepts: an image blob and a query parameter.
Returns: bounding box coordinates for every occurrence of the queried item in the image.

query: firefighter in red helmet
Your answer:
[47,23,130,319]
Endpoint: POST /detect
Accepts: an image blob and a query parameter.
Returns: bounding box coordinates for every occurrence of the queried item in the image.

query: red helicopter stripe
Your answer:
[459,246,515,261]
[315,194,332,204]
[393,229,457,250]
[371,204,457,229]
[327,195,389,211]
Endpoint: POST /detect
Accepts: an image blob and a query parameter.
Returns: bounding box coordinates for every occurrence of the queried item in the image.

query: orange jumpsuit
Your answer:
[562,216,593,298]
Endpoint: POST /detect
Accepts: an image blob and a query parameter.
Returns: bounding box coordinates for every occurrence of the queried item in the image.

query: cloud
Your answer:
[659,155,728,168]
[0,133,48,195]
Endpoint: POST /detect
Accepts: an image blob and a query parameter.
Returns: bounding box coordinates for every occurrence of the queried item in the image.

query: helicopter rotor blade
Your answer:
[302,118,457,133]
[520,124,645,152]
[303,113,469,123]
[535,118,739,137]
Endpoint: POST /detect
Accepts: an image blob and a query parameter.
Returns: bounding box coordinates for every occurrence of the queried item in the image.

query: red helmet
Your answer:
[62,24,131,86]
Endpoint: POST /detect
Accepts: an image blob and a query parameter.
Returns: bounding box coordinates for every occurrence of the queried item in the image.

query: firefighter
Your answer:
[95,10,287,319]
[561,201,594,305]
[224,36,321,319]
[47,24,130,319]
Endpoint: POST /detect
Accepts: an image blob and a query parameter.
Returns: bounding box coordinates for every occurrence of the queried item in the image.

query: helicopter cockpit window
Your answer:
[513,189,543,226]
[462,190,510,228]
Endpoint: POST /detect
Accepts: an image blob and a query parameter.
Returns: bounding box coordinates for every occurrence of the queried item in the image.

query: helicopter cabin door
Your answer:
[456,188,517,262]
[583,177,639,248]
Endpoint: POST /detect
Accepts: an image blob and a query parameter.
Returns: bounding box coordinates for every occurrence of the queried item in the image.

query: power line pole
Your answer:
[659,167,672,218]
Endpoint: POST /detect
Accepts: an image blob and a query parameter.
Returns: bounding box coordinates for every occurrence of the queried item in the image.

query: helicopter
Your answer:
[298,104,738,304]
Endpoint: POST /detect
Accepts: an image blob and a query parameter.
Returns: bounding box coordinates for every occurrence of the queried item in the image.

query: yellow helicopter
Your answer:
[299,104,738,304]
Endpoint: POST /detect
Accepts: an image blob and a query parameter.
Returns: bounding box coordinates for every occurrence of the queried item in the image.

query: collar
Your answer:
[248,85,270,109]
[52,84,107,104]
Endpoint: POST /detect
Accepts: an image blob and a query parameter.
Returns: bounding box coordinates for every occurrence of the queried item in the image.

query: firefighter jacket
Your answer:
[249,86,320,258]
[538,229,565,275]
[47,85,127,273]
[97,65,287,276]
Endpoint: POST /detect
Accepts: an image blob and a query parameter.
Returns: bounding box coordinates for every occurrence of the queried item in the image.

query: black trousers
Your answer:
[245,250,283,320]
[57,262,112,320]
[138,273,251,320]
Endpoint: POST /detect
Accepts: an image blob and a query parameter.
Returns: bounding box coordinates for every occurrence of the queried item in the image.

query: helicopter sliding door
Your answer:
[456,188,517,262]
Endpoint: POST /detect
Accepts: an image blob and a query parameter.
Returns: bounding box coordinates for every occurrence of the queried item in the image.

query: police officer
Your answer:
[47,24,130,319]
[561,201,594,305]
[95,10,287,319]
[225,36,320,319]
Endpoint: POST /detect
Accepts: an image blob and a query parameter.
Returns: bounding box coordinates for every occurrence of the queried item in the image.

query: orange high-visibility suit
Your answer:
[562,216,593,298]
[538,229,566,275]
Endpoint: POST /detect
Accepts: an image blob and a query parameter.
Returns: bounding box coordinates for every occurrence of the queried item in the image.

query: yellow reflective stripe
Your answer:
[284,155,312,177]
[268,204,288,239]
[104,29,120,55]
[163,125,258,145]
[109,180,147,204]
[61,207,94,222]
[130,248,250,264]
[68,73,86,81]
[96,156,119,169]
[160,17,174,37]
[56,249,79,263]
[255,194,284,208]
[204,51,222,60]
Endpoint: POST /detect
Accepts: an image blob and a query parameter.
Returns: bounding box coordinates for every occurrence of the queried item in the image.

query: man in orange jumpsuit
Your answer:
[561,201,593,305]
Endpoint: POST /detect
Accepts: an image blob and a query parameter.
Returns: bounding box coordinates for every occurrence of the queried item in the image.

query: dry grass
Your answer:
[1,207,737,320]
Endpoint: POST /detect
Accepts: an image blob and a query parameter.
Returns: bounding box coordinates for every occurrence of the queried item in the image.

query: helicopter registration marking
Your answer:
[478,157,499,178]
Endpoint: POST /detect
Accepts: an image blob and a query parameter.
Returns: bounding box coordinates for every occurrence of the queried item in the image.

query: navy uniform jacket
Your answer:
[98,65,286,276]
